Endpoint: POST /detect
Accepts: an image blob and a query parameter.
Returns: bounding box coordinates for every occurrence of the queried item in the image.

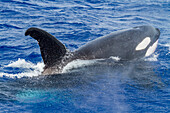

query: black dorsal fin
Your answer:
[25,27,66,67]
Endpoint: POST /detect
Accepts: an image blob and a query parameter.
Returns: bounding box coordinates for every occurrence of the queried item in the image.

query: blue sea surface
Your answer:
[0,0,169,112]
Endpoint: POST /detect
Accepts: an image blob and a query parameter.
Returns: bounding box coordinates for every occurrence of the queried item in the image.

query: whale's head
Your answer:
[134,26,160,58]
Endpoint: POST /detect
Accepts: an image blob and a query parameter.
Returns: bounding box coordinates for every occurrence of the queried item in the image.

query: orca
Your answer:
[25,25,160,75]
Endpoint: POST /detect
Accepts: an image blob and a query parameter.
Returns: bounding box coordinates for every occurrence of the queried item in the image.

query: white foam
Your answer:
[62,57,120,73]
[144,54,159,61]
[62,59,96,73]
[0,59,44,78]
[6,58,37,69]
[109,56,121,61]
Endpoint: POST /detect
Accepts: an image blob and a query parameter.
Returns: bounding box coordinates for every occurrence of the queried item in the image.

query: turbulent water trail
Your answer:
[0,58,44,78]
[0,53,159,78]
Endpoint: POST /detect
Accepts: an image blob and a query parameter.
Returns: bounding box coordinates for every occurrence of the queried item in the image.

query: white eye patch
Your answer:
[136,37,151,51]
[145,40,158,57]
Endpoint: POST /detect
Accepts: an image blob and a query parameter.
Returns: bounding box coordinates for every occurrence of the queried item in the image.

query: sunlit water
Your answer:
[0,0,169,112]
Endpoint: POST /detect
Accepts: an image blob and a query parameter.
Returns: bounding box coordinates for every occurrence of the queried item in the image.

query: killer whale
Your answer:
[25,25,160,75]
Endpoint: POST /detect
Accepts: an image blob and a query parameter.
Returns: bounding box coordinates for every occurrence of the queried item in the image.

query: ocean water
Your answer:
[0,0,169,112]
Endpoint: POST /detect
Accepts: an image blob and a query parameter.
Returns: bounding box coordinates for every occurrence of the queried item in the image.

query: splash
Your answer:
[0,53,160,78]
[62,59,97,73]
[0,58,44,78]
[62,57,120,73]
[144,54,159,61]
[109,56,121,61]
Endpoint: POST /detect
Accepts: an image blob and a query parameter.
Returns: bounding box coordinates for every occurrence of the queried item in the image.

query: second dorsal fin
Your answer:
[25,27,66,67]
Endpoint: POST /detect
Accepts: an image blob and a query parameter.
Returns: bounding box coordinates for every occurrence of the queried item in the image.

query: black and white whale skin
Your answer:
[25,25,160,75]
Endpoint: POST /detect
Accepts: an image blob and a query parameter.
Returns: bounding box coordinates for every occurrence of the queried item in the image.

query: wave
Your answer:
[0,24,22,29]
[0,59,44,78]
[62,56,120,73]
[0,56,120,78]
[0,53,159,78]
[160,43,170,55]
[144,53,159,61]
